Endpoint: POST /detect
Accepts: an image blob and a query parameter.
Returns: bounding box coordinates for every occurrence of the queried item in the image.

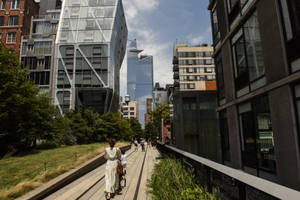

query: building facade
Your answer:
[20,0,61,93]
[153,82,168,109]
[53,0,127,114]
[172,43,220,162]
[127,39,153,127]
[121,100,138,119]
[173,43,216,91]
[209,0,300,191]
[144,98,153,125]
[0,0,39,56]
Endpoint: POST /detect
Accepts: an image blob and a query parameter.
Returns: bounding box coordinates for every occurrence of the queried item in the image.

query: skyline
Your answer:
[120,0,212,97]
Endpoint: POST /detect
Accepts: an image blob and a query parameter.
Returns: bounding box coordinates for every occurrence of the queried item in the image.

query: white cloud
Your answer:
[123,0,159,20]
[189,35,204,45]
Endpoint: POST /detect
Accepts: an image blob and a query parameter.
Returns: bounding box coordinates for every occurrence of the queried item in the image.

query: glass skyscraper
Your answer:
[127,40,153,127]
[53,0,127,114]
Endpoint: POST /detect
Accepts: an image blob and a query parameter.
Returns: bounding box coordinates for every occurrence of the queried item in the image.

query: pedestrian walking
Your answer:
[120,150,127,174]
[141,139,145,152]
[134,139,138,151]
[104,139,121,199]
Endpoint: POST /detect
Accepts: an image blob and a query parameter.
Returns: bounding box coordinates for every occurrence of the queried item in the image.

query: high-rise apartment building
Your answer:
[0,0,39,56]
[127,39,153,127]
[53,0,127,114]
[173,43,216,91]
[20,0,61,93]
[209,0,300,193]
[172,42,220,161]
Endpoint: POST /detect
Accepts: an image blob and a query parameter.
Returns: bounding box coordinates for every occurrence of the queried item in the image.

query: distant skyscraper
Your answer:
[127,40,153,127]
[53,0,127,114]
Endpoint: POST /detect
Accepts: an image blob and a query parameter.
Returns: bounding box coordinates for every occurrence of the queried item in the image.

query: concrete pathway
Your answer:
[43,145,160,200]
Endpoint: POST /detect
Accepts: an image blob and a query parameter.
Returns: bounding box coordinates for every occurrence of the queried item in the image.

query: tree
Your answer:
[0,45,60,154]
[129,118,144,139]
[149,104,171,140]
[145,121,156,141]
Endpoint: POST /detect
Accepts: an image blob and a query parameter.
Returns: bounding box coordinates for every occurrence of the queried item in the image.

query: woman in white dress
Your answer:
[104,139,121,199]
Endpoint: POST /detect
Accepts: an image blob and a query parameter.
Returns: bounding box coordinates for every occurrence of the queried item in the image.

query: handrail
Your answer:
[161,144,300,200]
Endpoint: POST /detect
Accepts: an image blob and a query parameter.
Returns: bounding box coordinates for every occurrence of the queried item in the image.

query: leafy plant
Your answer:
[148,157,217,200]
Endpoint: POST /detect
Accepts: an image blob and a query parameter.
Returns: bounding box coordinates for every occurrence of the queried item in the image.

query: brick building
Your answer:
[0,0,39,56]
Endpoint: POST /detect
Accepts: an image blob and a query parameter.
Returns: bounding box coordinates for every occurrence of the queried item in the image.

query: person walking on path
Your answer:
[104,139,121,199]
[134,139,138,151]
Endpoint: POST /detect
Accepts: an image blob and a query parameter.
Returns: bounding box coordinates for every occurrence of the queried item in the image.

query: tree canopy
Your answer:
[145,104,170,140]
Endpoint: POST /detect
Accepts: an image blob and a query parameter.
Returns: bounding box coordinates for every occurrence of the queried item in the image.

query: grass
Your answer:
[147,157,217,200]
[0,142,128,200]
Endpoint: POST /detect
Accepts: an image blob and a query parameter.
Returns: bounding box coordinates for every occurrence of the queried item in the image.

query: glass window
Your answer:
[1,0,6,9]
[196,68,203,73]
[179,68,186,74]
[130,107,134,111]
[196,59,204,65]
[189,75,195,81]
[244,12,265,81]
[188,67,194,73]
[294,84,300,150]
[216,53,225,100]
[8,16,18,26]
[6,32,16,43]
[71,7,80,17]
[287,0,300,36]
[239,96,276,174]
[11,0,20,9]
[0,16,4,26]
[205,67,214,73]
[212,6,220,43]
[232,11,265,91]
[86,19,95,30]
[220,110,230,162]
[197,75,205,81]
[207,75,215,81]
[188,83,195,89]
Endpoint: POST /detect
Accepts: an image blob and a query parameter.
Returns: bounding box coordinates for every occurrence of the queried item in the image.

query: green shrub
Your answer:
[36,141,59,150]
[148,157,217,200]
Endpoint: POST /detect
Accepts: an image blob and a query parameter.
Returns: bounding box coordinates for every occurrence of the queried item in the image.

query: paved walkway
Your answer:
[44,145,160,200]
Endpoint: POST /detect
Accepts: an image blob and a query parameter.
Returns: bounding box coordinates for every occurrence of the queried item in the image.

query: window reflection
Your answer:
[239,95,276,174]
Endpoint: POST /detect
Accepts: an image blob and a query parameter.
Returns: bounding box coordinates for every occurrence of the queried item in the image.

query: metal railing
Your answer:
[157,143,300,200]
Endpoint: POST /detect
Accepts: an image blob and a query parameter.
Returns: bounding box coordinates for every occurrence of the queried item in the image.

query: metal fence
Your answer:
[157,143,300,200]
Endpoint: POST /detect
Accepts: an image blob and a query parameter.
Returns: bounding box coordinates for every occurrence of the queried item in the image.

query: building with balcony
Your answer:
[209,0,300,194]
[20,0,61,93]
[172,42,220,161]
[173,43,216,92]
[127,39,153,127]
[121,100,138,119]
[153,82,168,109]
[53,0,127,114]
[0,0,39,56]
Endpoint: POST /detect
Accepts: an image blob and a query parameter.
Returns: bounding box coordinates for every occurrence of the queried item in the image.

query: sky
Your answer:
[120,0,212,97]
